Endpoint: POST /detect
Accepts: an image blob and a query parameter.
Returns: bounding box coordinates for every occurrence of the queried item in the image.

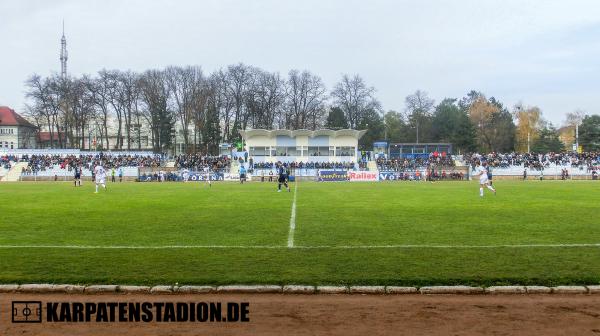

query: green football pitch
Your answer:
[1,180,599,286]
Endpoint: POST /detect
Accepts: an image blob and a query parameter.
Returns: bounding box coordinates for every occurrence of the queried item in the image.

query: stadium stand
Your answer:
[2,149,598,181]
[463,152,600,178]
[376,156,455,171]
[174,154,231,171]
[0,151,161,181]
[251,161,356,177]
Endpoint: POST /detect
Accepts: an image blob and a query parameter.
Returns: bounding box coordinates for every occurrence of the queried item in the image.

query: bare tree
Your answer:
[25,74,65,148]
[565,109,587,149]
[138,69,173,152]
[165,66,205,153]
[86,70,117,149]
[209,69,234,141]
[285,70,326,130]
[246,68,286,129]
[114,70,140,150]
[226,63,253,140]
[331,74,379,129]
[405,90,435,143]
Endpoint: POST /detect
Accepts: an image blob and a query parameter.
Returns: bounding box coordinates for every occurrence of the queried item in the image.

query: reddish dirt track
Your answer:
[2,293,600,335]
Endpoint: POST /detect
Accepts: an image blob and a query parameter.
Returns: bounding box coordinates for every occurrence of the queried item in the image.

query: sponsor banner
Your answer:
[186,172,224,181]
[139,172,224,182]
[347,171,379,181]
[379,171,403,180]
[378,171,425,181]
[318,170,348,182]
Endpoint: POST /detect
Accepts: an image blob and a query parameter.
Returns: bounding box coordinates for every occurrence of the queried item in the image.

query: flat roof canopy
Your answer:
[240,129,367,139]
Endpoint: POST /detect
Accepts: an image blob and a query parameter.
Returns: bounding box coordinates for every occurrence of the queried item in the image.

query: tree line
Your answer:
[330,89,599,153]
[25,65,377,153]
[24,63,600,154]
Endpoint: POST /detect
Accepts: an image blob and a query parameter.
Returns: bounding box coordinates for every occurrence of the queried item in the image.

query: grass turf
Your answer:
[0,180,599,286]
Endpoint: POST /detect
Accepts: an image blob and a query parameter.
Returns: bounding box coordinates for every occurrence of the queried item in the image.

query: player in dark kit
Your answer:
[73,165,82,187]
[487,164,493,186]
[277,162,290,192]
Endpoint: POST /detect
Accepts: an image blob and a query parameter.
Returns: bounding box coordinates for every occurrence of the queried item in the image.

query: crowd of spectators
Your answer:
[383,170,465,181]
[376,155,455,172]
[0,155,17,169]
[463,152,600,171]
[20,153,162,175]
[139,171,180,182]
[252,161,355,170]
[174,154,230,171]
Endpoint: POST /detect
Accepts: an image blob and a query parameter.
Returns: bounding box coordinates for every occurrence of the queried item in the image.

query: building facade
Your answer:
[373,142,453,159]
[0,106,37,149]
[240,129,366,163]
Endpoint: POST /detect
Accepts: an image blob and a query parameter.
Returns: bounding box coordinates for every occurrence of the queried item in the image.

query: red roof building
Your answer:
[0,106,36,128]
[0,106,38,149]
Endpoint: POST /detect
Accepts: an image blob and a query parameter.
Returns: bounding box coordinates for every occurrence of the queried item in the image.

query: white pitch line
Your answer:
[0,243,599,249]
[287,181,298,248]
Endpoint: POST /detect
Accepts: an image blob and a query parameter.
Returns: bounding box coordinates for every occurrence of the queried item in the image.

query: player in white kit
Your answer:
[94,163,107,193]
[473,161,496,197]
[204,166,212,187]
[182,169,190,182]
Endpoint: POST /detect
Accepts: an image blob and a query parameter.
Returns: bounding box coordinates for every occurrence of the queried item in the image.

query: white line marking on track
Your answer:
[287,181,298,248]
[0,243,599,249]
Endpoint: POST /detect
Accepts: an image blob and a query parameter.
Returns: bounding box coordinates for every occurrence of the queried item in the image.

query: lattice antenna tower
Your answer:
[60,20,68,78]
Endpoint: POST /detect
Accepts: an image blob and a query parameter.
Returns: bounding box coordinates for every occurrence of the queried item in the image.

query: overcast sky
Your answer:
[1,0,599,125]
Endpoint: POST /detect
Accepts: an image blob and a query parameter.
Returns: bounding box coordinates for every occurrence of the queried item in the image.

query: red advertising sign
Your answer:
[347,171,379,181]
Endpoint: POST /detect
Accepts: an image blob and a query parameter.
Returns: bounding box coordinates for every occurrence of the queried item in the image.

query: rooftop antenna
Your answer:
[60,20,68,78]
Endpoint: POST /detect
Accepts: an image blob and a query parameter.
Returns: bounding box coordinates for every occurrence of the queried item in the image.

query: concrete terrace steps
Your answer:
[367,161,378,172]
[1,161,28,181]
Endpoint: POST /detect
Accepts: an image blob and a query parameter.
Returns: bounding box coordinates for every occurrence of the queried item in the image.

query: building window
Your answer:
[287,147,300,156]
[308,146,329,156]
[249,146,269,156]
[10,142,14,149]
[335,146,355,156]
[0,128,15,134]
[273,146,299,156]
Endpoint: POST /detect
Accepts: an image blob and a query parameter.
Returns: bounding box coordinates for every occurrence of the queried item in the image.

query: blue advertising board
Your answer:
[187,172,224,181]
[379,171,402,180]
[138,171,224,182]
[379,171,424,181]
[318,170,348,182]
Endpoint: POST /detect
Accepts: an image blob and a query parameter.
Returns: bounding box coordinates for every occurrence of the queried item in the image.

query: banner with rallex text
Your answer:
[347,171,379,181]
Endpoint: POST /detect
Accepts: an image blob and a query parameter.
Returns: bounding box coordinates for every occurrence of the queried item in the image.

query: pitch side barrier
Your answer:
[138,171,227,182]
[316,170,468,182]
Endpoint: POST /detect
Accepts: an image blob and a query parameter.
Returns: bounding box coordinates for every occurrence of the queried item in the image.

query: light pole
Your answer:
[575,123,579,152]
[415,117,419,144]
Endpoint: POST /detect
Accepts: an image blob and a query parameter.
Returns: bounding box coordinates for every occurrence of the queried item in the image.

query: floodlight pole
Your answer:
[575,123,579,152]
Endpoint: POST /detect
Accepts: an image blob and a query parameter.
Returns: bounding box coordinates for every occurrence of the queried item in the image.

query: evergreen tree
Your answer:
[531,125,565,153]
[579,115,600,151]
[325,107,349,129]
[431,98,477,153]
[357,109,384,151]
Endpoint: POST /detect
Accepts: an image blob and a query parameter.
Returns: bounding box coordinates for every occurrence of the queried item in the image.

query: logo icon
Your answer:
[12,301,42,323]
